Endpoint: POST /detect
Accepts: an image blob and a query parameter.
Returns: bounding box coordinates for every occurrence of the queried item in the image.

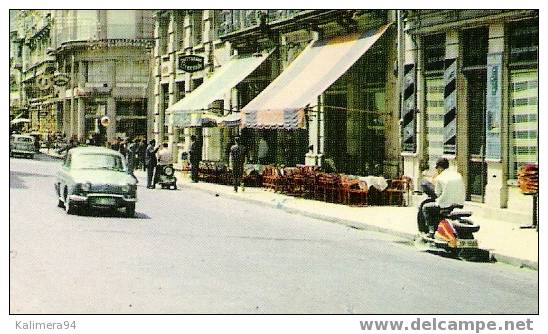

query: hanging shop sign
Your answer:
[178,55,205,73]
[485,53,503,161]
[52,73,70,87]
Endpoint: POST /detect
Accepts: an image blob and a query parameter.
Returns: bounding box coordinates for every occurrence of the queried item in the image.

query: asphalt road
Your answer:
[9,154,538,314]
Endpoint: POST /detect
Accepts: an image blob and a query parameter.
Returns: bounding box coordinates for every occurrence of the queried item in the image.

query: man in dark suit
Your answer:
[189,135,201,183]
[145,139,159,188]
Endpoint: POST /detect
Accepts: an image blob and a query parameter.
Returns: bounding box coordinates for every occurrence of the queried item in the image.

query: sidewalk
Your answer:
[41,147,537,270]
[165,171,538,270]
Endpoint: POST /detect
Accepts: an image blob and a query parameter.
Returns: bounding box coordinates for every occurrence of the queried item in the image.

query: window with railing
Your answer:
[115,60,148,83]
[158,15,169,55]
[87,61,110,83]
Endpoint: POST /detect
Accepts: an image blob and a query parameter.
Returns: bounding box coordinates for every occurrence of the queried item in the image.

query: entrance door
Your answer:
[466,70,487,202]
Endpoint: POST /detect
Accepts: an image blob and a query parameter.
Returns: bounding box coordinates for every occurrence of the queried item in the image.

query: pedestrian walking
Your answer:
[145,139,159,188]
[189,135,201,183]
[138,139,147,171]
[126,138,138,182]
[230,137,246,192]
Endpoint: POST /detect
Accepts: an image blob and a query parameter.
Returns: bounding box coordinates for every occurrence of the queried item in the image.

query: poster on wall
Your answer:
[485,53,502,161]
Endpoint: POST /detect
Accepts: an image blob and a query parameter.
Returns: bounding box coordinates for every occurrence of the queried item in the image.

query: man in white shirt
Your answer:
[156,142,172,166]
[422,157,466,237]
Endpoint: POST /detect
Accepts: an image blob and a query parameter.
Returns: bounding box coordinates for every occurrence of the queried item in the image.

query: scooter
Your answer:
[415,181,481,259]
[156,164,177,190]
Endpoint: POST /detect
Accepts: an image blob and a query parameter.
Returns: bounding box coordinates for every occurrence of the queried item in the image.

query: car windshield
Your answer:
[72,154,126,171]
[15,137,33,142]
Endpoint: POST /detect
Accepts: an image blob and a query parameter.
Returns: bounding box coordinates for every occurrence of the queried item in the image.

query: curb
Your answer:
[178,180,538,270]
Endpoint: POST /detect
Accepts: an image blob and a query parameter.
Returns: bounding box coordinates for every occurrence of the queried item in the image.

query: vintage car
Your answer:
[9,134,35,159]
[55,146,137,217]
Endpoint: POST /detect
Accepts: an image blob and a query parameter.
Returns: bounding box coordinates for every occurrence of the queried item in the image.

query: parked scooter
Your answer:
[416,181,481,259]
[156,164,177,190]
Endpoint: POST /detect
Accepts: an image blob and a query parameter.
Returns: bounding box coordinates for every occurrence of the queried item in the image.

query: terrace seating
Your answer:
[385,176,412,206]
[341,175,368,206]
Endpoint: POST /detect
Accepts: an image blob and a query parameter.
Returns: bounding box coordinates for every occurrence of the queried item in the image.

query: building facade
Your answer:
[401,10,538,212]
[10,10,56,135]
[154,10,401,178]
[51,10,155,143]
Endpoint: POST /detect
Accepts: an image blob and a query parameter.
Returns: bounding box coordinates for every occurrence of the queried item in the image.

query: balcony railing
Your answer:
[217,10,305,37]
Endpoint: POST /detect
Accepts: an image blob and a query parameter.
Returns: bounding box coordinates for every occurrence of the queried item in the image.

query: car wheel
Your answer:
[64,196,77,215]
[125,204,136,218]
[57,198,64,208]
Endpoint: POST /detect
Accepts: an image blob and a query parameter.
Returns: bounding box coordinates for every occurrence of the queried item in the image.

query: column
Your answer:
[445,30,462,171]
[401,30,420,188]
[106,97,116,142]
[77,61,86,141]
[484,23,507,208]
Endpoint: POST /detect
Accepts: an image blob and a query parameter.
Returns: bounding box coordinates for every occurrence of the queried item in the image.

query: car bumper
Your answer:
[11,149,34,155]
[69,193,137,208]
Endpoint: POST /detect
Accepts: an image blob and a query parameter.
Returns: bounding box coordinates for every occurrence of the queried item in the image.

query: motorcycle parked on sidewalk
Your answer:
[156,164,177,190]
[415,181,484,260]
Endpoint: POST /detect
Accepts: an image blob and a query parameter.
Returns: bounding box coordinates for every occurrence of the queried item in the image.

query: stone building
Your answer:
[401,10,538,213]
[154,10,402,178]
[51,10,155,143]
[10,10,56,136]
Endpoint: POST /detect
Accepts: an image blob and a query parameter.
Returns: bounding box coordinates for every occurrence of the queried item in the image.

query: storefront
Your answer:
[241,21,398,177]
[403,11,538,211]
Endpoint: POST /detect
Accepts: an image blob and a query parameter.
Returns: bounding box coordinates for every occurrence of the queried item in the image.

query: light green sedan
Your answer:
[55,146,137,217]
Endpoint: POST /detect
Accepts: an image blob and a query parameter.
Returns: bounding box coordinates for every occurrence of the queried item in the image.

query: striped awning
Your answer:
[169,50,273,127]
[241,24,391,130]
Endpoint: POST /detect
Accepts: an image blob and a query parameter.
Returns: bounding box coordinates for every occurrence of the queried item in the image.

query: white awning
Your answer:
[241,24,391,129]
[169,50,274,127]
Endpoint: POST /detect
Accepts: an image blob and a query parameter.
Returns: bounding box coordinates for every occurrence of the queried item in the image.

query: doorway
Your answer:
[466,70,487,202]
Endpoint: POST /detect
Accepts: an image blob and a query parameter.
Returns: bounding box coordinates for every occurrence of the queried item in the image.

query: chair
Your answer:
[341,176,368,206]
[386,177,412,206]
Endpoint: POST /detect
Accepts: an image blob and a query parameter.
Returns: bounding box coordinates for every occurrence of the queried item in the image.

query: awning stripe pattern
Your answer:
[241,24,391,130]
[169,50,273,127]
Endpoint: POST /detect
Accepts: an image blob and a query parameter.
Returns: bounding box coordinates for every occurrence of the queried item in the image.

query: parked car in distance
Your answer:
[9,134,35,159]
[55,146,137,217]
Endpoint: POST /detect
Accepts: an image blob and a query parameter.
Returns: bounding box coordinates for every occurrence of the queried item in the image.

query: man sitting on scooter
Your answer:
[157,142,172,166]
[421,157,466,238]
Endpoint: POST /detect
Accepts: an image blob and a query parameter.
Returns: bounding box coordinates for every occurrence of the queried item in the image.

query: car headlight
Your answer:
[164,165,174,176]
[81,182,91,192]
[121,184,130,193]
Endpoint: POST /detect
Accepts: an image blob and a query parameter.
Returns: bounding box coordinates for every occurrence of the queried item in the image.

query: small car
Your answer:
[9,134,35,159]
[55,146,137,217]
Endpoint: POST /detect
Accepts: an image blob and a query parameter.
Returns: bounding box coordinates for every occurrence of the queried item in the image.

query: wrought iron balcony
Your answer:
[217,10,306,37]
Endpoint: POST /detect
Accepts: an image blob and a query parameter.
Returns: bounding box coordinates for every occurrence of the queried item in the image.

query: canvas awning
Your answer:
[169,50,274,127]
[241,24,391,130]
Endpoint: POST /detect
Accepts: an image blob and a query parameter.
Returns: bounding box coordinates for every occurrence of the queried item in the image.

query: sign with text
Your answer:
[485,53,502,161]
[178,55,205,73]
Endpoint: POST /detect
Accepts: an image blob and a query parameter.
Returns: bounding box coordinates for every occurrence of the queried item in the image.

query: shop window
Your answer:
[423,33,445,72]
[508,19,538,64]
[462,27,488,68]
[509,69,538,179]
[117,101,146,116]
[425,76,445,168]
[116,118,147,139]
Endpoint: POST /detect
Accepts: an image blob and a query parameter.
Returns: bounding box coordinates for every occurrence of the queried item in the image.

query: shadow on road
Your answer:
[9,170,53,189]
[78,208,151,220]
